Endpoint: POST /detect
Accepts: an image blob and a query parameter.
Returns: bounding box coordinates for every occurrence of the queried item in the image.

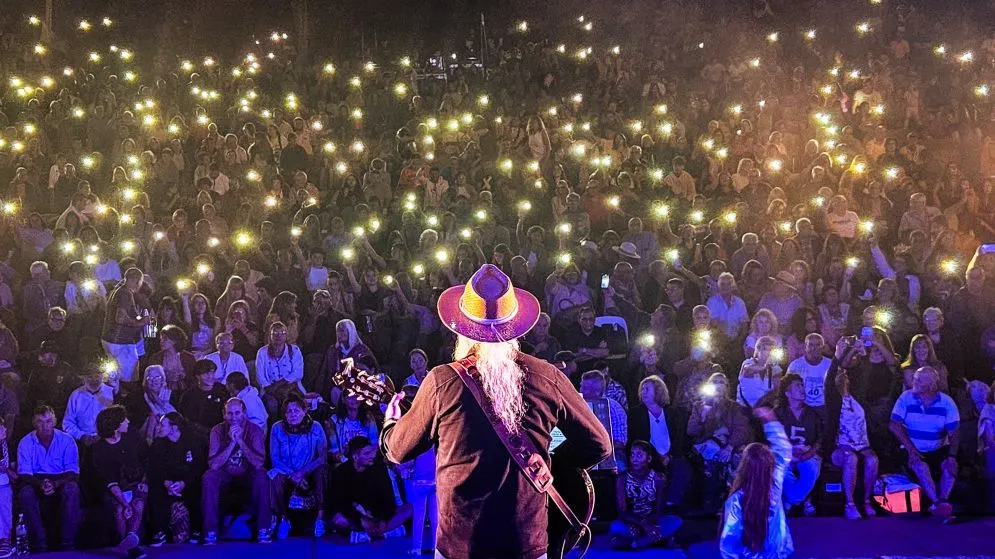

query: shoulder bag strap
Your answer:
[449,357,587,538]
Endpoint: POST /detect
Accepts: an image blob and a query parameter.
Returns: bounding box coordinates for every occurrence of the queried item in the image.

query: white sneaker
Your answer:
[350,531,370,544]
[314,518,326,538]
[844,503,862,521]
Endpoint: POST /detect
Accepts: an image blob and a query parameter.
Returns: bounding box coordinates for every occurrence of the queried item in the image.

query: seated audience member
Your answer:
[900,334,949,393]
[126,365,177,444]
[202,398,272,544]
[403,349,431,386]
[17,406,81,552]
[178,359,229,434]
[148,412,208,546]
[890,366,960,518]
[204,332,249,383]
[672,345,723,410]
[610,441,683,550]
[148,325,198,392]
[774,374,824,516]
[980,382,995,514]
[25,340,75,419]
[824,355,880,521]
[255,322,305,415]
[91,405,148,558]
[561,307,611,367]
[0,418,12,556]
[224,373,268,431]
[737,336,783,409]
[581,370,629,470]
[327,392,380,464]
[687,372,752,512]
[328,436,412,544]
[30,307,77,363]
[629,376,692,510]
[316,319,376,403]
[63,364,115,445]
[269,394,328,539]
[786,333,831,418]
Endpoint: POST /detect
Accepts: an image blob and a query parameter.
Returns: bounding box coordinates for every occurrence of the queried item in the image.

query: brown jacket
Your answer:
[381,353,611,559]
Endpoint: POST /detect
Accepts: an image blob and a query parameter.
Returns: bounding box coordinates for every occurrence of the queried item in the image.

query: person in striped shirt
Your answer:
[889,366,960,518]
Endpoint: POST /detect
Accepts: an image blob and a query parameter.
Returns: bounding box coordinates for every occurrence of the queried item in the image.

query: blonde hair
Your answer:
[454,336,525,434]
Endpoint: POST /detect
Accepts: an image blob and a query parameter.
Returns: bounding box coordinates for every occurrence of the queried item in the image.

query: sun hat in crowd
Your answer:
[612,242,641,260]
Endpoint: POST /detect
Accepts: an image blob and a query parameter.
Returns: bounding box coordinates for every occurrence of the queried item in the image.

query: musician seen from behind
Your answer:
[381,264,612,559]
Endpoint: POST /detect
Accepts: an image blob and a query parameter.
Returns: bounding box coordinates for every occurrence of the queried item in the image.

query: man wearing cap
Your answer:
[26,342,74,420]
[381,264,611,559]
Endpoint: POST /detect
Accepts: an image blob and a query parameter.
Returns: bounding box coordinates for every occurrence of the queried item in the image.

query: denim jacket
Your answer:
[719,421,794,559]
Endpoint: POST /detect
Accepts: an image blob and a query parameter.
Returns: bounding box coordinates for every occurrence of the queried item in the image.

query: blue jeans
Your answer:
[784,455,822,507]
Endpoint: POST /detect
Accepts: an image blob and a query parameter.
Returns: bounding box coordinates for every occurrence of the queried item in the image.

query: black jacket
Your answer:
[380,353,611,559]
[628,404,691,459]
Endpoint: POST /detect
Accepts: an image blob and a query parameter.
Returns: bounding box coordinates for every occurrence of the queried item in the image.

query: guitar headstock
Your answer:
[333,357,393,405]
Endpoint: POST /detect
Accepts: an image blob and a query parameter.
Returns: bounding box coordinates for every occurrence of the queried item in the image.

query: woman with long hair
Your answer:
[719,406,793,558]
[214,276,255,323]
[738,336,784,409]
[182,292,218,358]
[265,291,301,345]
[900,334,949,392]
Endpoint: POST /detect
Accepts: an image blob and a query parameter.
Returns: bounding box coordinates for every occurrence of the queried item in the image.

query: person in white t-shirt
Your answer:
[204,332,249,383]
[786,333,832,418]
[737,336,784,408]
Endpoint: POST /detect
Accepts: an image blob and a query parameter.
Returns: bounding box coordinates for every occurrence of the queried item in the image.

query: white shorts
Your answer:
[101,340,141,382]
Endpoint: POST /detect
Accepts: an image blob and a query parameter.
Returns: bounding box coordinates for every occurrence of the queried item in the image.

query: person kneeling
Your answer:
[610,441,683,550]
[327,437,412,544]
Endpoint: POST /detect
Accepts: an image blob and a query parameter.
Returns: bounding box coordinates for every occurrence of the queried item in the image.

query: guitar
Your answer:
[546,457,596,559]
[331,357,397,405]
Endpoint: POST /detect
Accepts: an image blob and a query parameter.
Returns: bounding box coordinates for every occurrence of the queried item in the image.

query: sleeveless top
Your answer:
[625,471,657,519]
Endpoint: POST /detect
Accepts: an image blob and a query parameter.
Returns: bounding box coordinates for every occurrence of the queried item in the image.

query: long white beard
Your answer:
[454,336,525,433]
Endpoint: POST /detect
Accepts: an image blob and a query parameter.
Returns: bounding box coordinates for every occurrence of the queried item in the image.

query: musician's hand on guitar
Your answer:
[385,392,405,421]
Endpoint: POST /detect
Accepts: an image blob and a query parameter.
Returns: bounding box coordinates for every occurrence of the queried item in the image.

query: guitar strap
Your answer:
[449,357,589,548]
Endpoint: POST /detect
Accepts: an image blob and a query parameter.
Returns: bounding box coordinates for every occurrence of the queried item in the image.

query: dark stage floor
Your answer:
[32,516,995,559]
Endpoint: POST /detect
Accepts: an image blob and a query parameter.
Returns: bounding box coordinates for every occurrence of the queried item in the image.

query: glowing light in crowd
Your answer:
[517,21,528,32]
[958,51,974,63]
[855,21,871,36]
[78,20,91,31]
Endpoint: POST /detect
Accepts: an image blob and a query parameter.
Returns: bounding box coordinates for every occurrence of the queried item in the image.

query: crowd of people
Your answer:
[1,0,995,556]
